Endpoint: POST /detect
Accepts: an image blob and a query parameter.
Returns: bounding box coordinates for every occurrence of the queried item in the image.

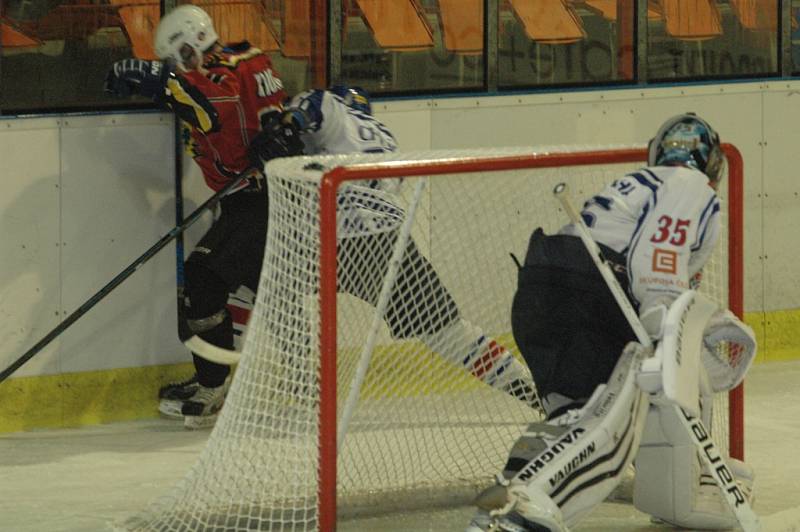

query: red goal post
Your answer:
[317,145,744,530]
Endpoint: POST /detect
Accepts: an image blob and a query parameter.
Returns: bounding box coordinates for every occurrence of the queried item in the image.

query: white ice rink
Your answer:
[1,360,799,532]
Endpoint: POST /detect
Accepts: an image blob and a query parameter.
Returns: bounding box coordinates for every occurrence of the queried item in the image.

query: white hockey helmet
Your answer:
[648,113,725,183]
[154,5,219,68]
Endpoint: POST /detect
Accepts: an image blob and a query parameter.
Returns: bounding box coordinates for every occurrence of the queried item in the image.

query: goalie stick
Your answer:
[553,182,761,532]
[0,174,249,385]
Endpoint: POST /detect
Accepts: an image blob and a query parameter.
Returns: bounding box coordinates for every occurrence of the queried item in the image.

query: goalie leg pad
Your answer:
[633,398,755,530]
[470,342,650,531]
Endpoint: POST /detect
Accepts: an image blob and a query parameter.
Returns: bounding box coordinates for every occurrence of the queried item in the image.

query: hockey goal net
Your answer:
[122,145,744,531]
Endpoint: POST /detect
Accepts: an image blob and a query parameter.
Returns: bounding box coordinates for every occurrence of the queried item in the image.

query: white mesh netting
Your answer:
[120,146,741,531]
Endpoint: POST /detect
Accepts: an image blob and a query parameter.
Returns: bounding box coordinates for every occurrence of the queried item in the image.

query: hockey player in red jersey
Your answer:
[104,5,288,428]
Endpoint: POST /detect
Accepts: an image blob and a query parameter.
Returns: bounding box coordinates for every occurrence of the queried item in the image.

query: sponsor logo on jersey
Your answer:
[255,69,284,97]
[652,248,678,274]
[516,428,585,481]
[548,441,597,488]
[637,275,689,290]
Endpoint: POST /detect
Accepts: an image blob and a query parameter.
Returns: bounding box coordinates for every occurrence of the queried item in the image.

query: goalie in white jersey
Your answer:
[251,85,539,407]
[467,113,757,532]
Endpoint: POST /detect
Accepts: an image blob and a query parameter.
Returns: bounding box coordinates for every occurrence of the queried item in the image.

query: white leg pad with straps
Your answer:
[469,342,650,532]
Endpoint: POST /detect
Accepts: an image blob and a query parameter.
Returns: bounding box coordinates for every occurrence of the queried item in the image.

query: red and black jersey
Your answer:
[163,42,286,192]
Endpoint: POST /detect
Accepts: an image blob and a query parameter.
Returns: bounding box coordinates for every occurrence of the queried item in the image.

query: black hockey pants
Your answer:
[511,228,636,403]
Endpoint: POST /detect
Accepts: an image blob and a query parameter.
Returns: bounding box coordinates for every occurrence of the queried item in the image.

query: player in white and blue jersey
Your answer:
[251,85,540,408]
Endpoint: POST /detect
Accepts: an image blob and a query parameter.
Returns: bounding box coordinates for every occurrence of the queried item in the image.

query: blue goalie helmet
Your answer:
[648,113,725,183]
[329,85,372,115]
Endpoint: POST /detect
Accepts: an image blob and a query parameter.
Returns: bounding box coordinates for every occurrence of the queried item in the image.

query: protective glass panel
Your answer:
[647,0,778,80]
[184,0,326,96]
[498,0,635,87]
[0,0,327,113]
[0,0,151,113]
[339,0,485,93]
[793,0,800,73]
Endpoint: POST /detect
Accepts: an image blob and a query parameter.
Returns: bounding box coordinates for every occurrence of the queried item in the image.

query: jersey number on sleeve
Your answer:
[611,178,634,195]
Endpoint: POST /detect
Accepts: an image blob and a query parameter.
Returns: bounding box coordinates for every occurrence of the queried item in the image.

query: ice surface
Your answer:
[1,360,798,531]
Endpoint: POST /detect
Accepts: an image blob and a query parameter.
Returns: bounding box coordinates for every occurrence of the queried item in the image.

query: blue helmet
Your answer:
[648,113,725,183]
[329,85,372,115]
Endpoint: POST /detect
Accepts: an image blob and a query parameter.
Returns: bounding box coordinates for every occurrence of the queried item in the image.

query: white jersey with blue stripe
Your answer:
[288,89,398,156]
[560,165,721,314]
[287,89,402,237]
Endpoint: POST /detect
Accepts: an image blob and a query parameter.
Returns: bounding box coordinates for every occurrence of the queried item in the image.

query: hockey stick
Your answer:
[553,182,761,532]
[174,118,187,360]
[183,289,256,364]
[0,175,249,385]
[184,335,241,365]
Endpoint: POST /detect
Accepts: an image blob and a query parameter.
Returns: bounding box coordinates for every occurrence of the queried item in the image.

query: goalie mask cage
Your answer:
[121,145,744,532]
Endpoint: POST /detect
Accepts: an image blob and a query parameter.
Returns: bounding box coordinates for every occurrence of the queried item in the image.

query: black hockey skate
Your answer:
[158,374,199,420]
[159,374,199,400]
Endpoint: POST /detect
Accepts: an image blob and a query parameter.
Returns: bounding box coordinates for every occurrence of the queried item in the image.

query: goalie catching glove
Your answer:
[104,59,173,100]
[248,110,306,166]
[702,308,756,392]
[638,295,756,396]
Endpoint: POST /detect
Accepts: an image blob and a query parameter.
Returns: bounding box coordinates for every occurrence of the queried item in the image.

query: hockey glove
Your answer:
[248,110,306,166]
[702,309,756,392]
[104,59,172,100]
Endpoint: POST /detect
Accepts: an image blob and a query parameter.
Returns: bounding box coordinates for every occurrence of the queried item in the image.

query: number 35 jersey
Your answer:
[560,165,721,314]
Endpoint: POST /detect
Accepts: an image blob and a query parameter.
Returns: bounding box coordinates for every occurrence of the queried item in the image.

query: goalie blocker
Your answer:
[467,290,757,532]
